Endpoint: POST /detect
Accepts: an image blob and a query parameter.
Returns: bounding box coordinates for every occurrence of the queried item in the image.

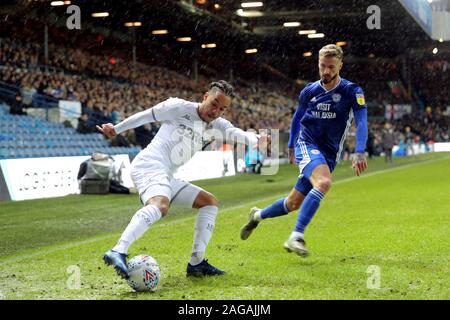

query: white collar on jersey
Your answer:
[319,76,342,93]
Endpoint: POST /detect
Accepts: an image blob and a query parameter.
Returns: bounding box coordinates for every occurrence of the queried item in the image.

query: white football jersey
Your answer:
[114,97,258,172]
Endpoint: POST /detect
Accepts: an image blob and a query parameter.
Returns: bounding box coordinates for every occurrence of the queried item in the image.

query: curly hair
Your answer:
[208,80,235,98]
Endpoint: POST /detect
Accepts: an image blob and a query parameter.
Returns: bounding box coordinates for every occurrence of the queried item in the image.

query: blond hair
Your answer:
[319,44,344,61]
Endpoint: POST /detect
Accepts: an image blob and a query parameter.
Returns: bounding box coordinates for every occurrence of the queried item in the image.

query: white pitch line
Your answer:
[1,155,449,266]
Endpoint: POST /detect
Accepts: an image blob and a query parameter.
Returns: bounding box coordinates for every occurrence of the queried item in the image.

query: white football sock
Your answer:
[113,205,162,254]
[289,231,304,241]
[190,205,218,266]
[253,210,263,222]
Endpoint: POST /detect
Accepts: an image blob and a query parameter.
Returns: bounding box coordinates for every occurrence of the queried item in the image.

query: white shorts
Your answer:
[130,162,203,208]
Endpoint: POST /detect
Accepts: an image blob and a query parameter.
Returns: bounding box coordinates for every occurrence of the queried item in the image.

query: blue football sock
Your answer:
[294,188,324,234]
[260,198,289,219]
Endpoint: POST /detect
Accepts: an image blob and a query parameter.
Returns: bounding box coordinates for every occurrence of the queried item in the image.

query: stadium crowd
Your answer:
[1,31,449,156]
[412,59,450,107]
[0,36,295,142]
[364,107,450,159]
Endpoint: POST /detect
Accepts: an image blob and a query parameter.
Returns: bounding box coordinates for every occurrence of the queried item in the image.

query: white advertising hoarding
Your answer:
[0,155,133,201]
[0,151,236,201]
[434,142,450,152]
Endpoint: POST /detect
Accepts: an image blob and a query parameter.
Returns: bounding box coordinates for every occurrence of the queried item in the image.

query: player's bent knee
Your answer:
[145,197,170,217]
[202,192,219,207]
[157,203,170,217]
[316,178,332,193]
[208,193,219,207]
[194,191,219,208]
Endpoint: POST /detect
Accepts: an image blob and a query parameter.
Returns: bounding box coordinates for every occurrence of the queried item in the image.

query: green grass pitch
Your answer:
[0,153,449,300]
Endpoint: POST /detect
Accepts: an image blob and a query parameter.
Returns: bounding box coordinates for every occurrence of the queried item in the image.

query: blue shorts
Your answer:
[294,141,336,195]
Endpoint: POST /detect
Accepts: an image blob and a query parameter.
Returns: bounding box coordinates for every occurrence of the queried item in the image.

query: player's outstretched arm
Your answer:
[216,119,271,152]
[97,108,157,139]
[225,126,259,147]
[97,99,180,139]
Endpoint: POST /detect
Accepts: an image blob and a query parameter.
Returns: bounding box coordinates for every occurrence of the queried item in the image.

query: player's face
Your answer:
[200,91,231,122]
[319,56,343,84]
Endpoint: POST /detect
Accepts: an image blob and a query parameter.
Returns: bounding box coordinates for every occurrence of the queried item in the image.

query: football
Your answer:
[126,255,161,292]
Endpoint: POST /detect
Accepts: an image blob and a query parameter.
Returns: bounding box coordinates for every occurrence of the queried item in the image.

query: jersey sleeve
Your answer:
[288,87,309,149]
[350,85,367,111]
[114,98,182,134]
[350,85,368,153]
[151,97,184,122]
[213,118,259,146]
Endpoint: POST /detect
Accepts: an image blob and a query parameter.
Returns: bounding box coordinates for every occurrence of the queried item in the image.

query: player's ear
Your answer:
[203,92,209,102]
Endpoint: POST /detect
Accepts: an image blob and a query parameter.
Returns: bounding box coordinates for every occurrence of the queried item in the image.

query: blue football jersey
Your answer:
[289,78,367,161]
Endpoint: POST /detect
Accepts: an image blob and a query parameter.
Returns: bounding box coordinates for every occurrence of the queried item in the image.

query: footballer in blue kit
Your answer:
[240,44,368,256]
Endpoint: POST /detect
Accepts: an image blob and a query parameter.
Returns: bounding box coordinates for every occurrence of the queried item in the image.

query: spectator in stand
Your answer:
[366,129,376,159]
[10,93,27,115]
[381,122,395,163]
[405,126,415,156]
[77,113,93,134]
[20,79,36,106]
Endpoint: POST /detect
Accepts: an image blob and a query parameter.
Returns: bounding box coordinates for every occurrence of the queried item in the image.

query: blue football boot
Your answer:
[103,250,129,279]
[186,259,225,277]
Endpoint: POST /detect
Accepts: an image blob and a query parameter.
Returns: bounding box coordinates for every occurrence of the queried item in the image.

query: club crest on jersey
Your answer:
[356,93,366,106]
[311,149,321,155]
[332,94,341,103]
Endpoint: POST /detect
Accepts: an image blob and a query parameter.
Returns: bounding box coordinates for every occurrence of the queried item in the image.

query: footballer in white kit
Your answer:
[98,81,261,278]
